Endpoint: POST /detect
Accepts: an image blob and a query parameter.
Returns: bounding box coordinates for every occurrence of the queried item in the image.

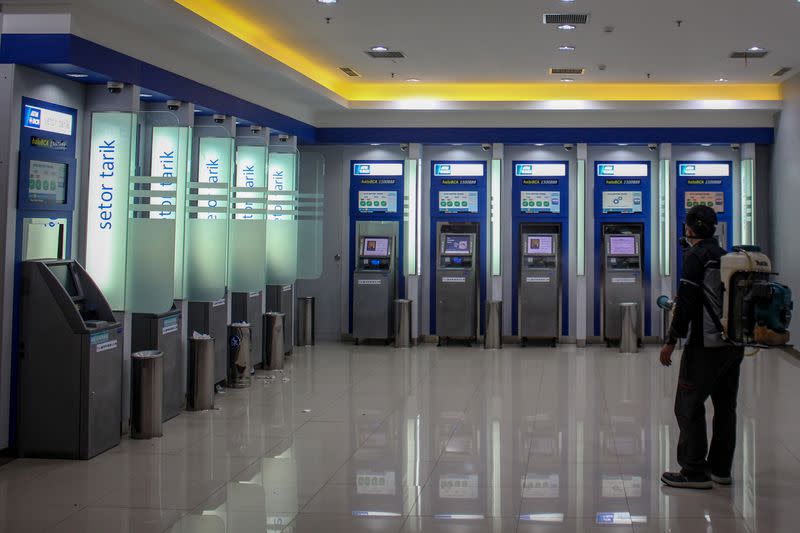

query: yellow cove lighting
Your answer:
[174,0,782,103]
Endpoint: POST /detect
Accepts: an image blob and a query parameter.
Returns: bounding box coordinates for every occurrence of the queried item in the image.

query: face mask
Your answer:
[680,224,691,250]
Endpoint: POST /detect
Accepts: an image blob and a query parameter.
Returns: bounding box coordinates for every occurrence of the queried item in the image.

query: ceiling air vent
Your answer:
[729,50,769,59]
[549,67,586,75]
[365,50,406,59]
[773,67,792,77]
[339,67,361,77]
[543,13,590,25]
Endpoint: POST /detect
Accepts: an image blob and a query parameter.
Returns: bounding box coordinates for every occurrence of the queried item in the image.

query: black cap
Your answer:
[685,205,717,238]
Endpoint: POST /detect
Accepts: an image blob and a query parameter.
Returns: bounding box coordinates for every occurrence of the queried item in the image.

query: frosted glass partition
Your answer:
[124,176,176,313]
[297,152,325,280]
[184,137,233,301]
[228,145,268,292]
[266,151,298,285]
[150,126,191,299]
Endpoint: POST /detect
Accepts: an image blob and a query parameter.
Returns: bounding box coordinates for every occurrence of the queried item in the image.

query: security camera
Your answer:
[400,143,409,152]
[166,100,182,111]
[250,125,263,134]
[277,133,290,143]
[481,143,492,152]
[212,114,226,124]
[107,81,124,94]
[731,143,741,151]
[563,143,574,152]
[648,143,658,152]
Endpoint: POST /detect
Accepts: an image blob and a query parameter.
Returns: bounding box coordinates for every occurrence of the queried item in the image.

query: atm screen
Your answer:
[608,236,638,256]
[685,191,724,213]
[48,263,80,298]
[28,160,67,204]
[443,234,472,255]
[362,237,390,257]
[526,235,554,255]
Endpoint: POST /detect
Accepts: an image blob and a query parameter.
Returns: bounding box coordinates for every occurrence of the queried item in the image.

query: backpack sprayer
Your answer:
[658,246,793,349]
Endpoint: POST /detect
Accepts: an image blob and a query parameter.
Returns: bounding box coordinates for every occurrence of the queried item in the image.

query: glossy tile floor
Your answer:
[2,343,800,532]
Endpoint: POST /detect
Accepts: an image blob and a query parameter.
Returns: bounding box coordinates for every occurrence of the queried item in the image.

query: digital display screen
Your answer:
[602,191,642,214]
[608,236,638,256]
[439,191,479,213]
[28,160,67,204]
[358,190,398,213]
[443,234,472,255]
[526,235,554,255]
[521,191,561,214]
[453,257,463,264]
[685,191,724,213]
[362,237,390,257]
[48,263,79,297]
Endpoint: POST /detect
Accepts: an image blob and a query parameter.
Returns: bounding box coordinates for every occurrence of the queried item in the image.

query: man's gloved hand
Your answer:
[660,343,676,367]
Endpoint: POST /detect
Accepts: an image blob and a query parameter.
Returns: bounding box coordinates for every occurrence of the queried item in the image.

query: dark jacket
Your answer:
[667,238,727,347]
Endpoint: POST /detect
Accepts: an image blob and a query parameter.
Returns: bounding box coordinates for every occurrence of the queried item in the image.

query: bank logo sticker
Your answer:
[96,340,118,353]
[354,164,372,175]
[23,104,74,135]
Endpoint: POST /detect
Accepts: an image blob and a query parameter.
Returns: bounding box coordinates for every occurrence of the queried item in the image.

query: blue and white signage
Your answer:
[434,163,485,177]
[353,163,403,176]
[515,163,567,177]
[597,163,648,177]
[678,163,730,177]
[23,104,74,136]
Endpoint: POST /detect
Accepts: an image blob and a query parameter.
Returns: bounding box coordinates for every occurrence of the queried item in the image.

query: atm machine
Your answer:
[188,298,228,385]
[518,225,561,345]
[18,260,122,459]
[232,290,263,362]
[266,285,293,355]
[131,306,182,421]
[436,223,479,343]
[352,236,396,343]
[602,226,644,344]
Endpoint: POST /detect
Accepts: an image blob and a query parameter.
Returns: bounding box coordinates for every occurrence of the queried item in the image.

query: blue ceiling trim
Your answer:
[0,34,776,146]
[0,33,317,142]
[314,127,774,145]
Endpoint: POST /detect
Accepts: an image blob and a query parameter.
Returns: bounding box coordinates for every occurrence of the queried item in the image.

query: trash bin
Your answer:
[131,350,163,439]
[187,336,215,411]
[228,324,252,388]
[263,312,285,370]
[484,300,502,349]
[394,299,412,348]
[297,296,315,347]
[619,302,639,354]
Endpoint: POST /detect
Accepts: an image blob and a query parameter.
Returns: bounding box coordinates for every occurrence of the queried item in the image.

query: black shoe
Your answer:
[710,473,732,485]
[661,471,712,489]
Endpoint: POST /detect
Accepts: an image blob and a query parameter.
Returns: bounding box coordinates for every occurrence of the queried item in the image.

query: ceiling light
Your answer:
[535,143,545,146]
[716,77,728,82]
[558,45,576,51]
[560,77,575,82]
[701,143,712,147]
[370,45,388,52]
[747,46,764,52]
[406,78,421,82]
[558,24,576,30]
[140,93,153,98]
[317,0,337,4]
[618,143,628,146]
[66,73,88,78]
[561,0,576,2]
[370,143,380,146]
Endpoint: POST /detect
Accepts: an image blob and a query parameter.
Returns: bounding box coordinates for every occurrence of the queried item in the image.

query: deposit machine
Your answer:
[602,228,644,344]
[436,223,480,343]
[352,235,396,343]
[518,227,561,345]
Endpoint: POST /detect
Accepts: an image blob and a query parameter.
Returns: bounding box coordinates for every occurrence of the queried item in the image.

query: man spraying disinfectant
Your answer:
[659,205,793,489]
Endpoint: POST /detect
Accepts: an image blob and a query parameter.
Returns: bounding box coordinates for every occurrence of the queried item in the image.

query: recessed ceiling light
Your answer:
[716,77,728,82]
[561,0,576,2]
[560,77,575,82]
[747,46,764,52]
[558,45,576,51]
[140,93,153,98]
[406,78,421,82]
[558,24,576,30]
[66,73,88,78]
[370,45,388,52]
[317,0,337,4]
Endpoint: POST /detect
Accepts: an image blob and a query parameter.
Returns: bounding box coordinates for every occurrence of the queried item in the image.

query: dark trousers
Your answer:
[674,344,745,476]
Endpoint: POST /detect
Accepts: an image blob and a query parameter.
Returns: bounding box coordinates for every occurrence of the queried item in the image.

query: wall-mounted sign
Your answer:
[521,191,560,214]
[85,112,137,310]
[23,104,74,136]
[602,191,642,214]
[439,191,478,213]
[685,191,725,212]
[150,127,181,220]
[515,163,567,177]
[198,137,233,219]
[268,152,296,221]
[30,136,67,151]
[235,145,267,220]
[434,163,485,177]
[597,163,649,177]
[358,190,397,213]
[353,163,403,176]
[678,163,730,177]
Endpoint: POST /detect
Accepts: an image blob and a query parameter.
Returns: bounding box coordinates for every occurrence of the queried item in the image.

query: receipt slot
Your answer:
[18,260,122,459]
[602,226,644,344]
[353,236,396,342]
[436,223,479,343]
[519,226,560,345]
